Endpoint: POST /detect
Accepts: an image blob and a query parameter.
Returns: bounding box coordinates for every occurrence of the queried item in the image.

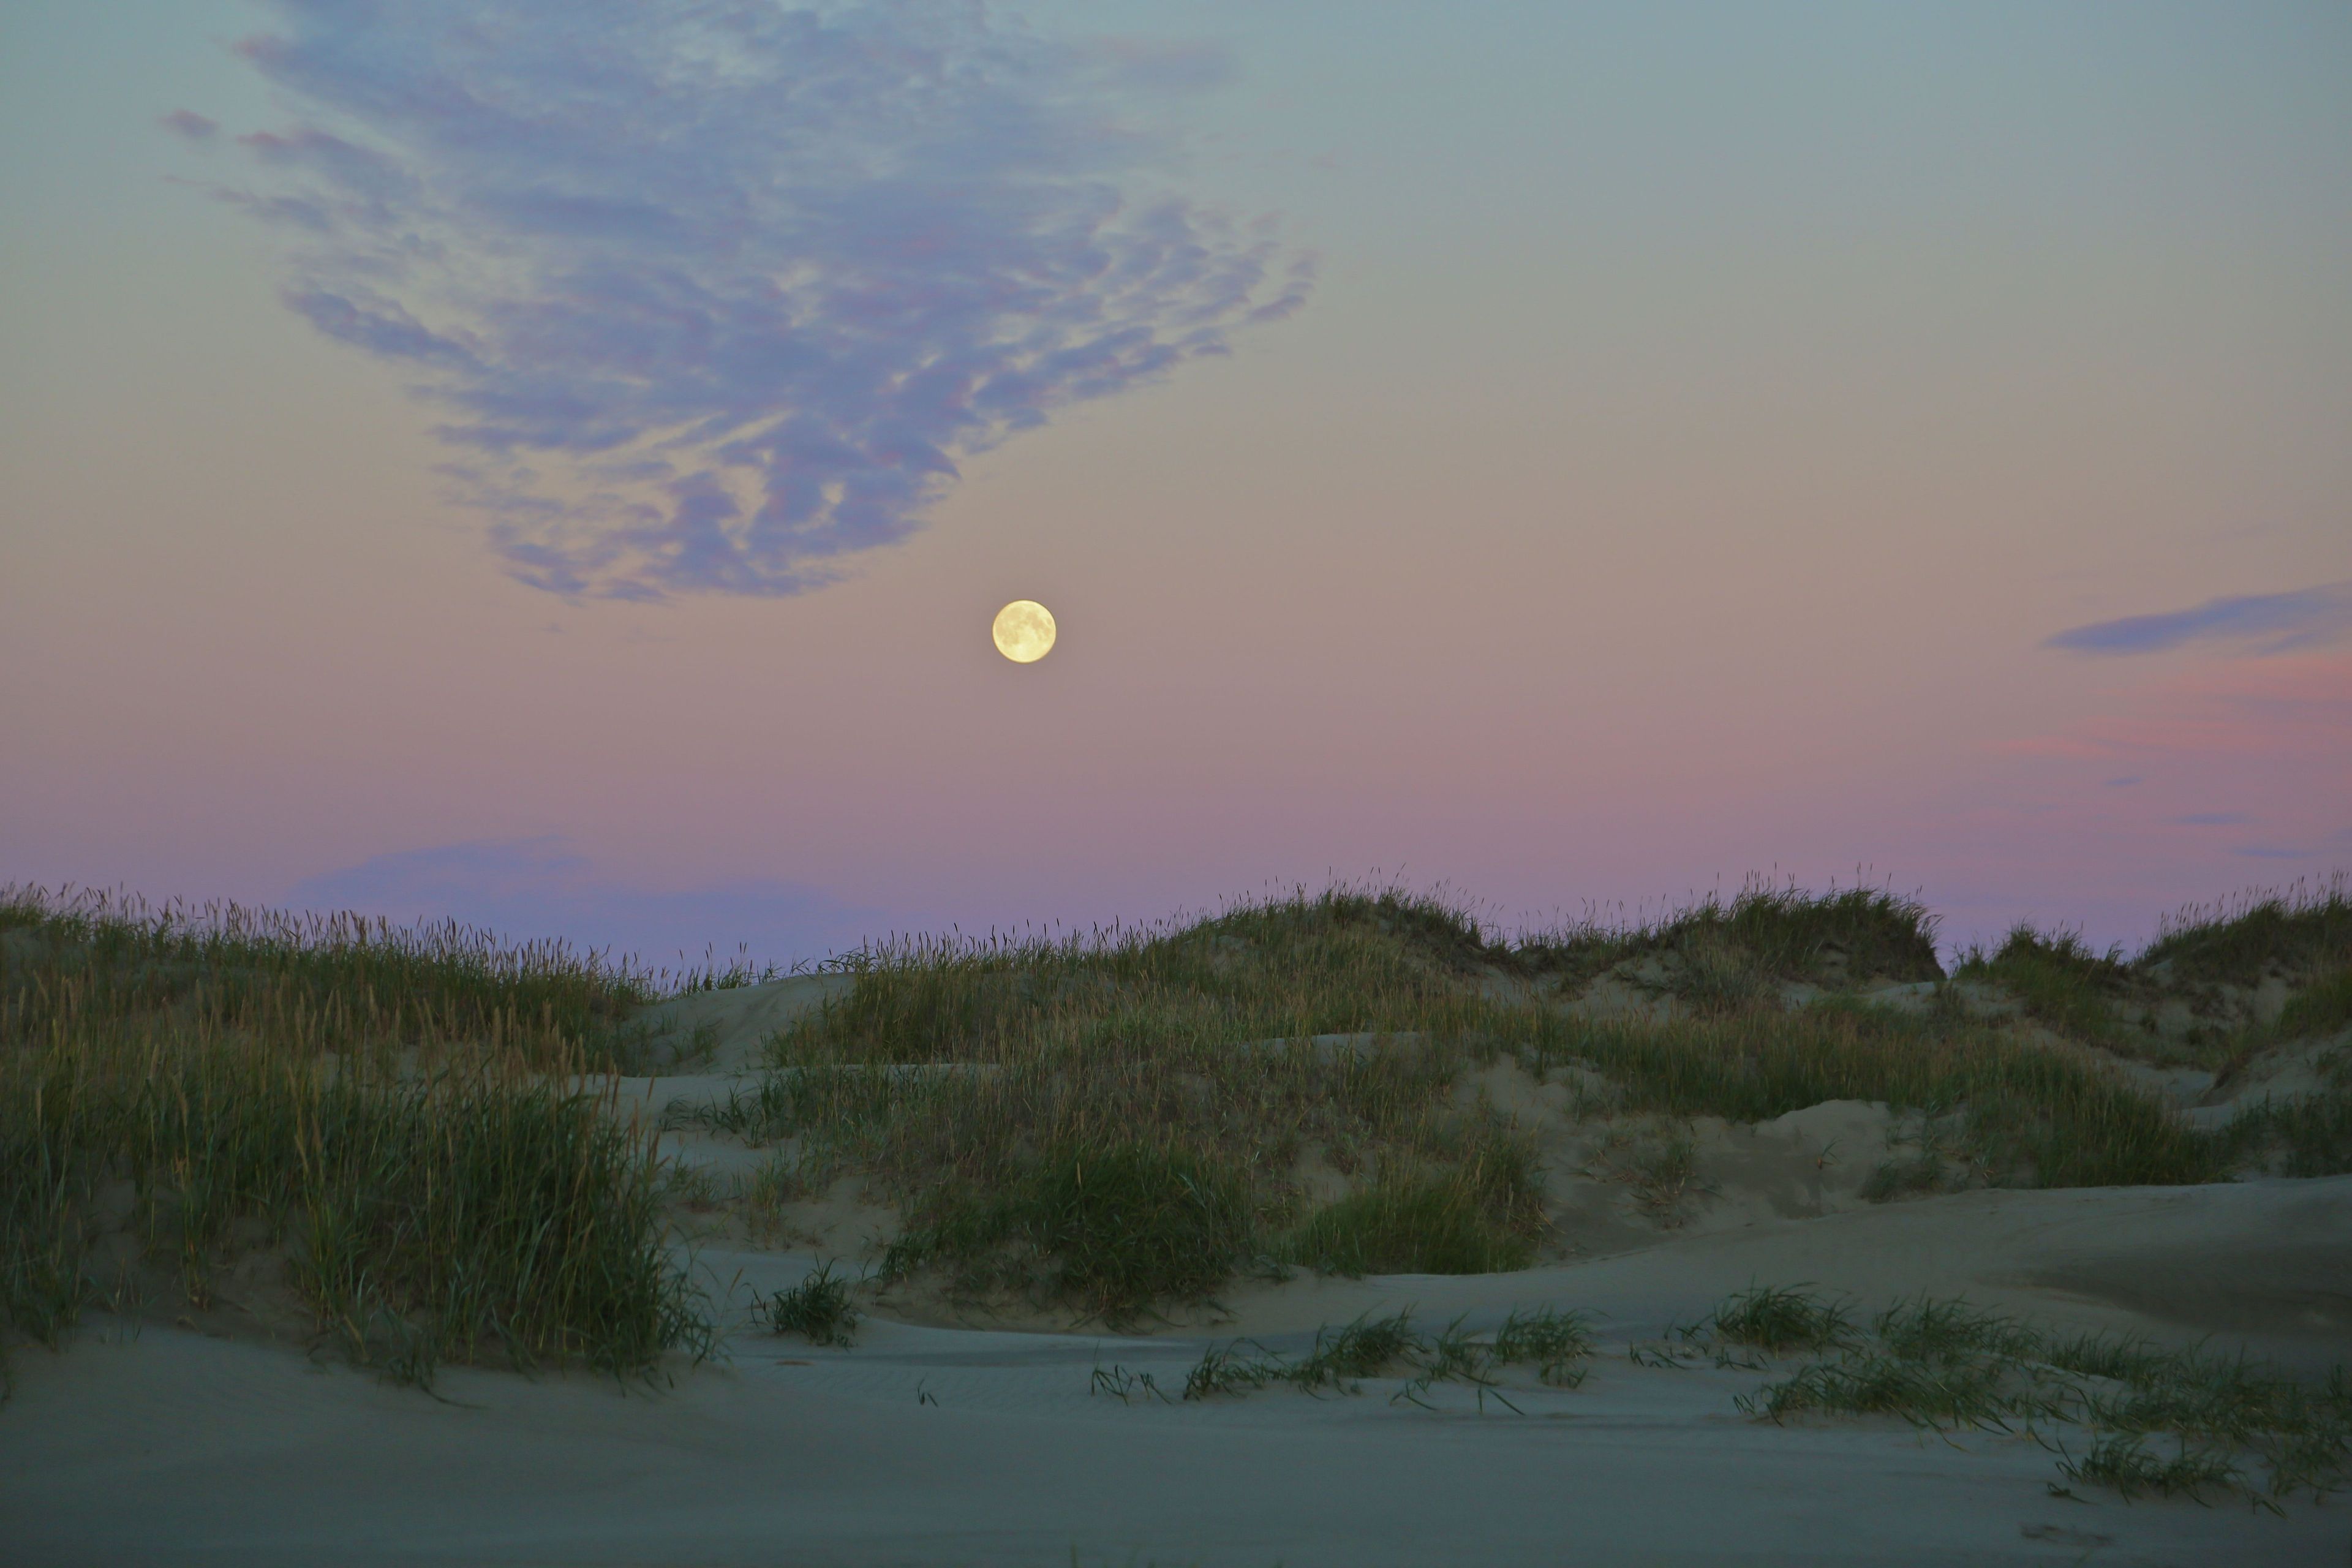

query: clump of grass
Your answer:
[1955,925,2130,1044]
[2211,1063,2352,1178]
[1281,1163,1538,1277]
[1521,880,1942,993]
[782,884,1500,1067]
[1287,1310,1427,1392]
[1521,1004,2218,1190]
[1,884,657,1071]
[1493,1305,1595,1387]
[1696,1285,1858,1354]
[760,1261,861,1347]
[2056,1432,2248,1502]
[2140,876,2352,985]
[1720,1291,2351,1507]
[1182,1306,1594,1407]
[0,1115,99,1392]
[881,1140,1255,1323]
[0,888,713,1390]
[2273,966,2352,1043]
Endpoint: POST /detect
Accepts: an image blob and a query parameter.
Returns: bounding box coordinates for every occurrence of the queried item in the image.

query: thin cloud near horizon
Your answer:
[185,0,1312,602]
[2044,583,2352,657]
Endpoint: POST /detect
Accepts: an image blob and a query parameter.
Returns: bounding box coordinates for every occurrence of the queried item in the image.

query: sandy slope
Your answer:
[4,1177,2346,1567]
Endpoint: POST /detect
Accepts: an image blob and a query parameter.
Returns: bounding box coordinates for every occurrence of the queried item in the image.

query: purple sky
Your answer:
[4,1,2347,968]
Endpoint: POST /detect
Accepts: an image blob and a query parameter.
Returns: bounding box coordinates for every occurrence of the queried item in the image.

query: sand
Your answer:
[4,1174,2346,1566]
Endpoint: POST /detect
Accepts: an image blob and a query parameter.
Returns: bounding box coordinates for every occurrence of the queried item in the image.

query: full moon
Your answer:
[990,599,1057,663]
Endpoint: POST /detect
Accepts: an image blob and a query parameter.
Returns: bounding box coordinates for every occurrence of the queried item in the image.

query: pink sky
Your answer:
[3,2,2346,967]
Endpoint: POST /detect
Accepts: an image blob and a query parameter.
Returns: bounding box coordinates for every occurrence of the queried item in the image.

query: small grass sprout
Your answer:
[1491,1305,1596,1387]
[1695,1285,1858,1354]
[760,1262,862,1348]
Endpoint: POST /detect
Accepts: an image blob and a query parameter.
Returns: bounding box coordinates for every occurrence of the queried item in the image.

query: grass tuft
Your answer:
[0,886,713,1390]
[1281,1169,1536,1278]
[2139,875,2352,985]
[1180,1306,1593,1408]
[882,1140,1254,1324]
[1956,926,2130,1044]
[1520,879,1942,993]
[760,1262,861,1348]
[1493,1305,1595,1387]
[1697,1285,1858,1354]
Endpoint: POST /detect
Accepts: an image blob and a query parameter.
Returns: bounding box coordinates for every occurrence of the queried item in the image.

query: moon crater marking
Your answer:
[992,600,1057,663]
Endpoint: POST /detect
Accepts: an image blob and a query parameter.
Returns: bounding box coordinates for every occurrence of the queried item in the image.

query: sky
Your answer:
[3,0,2348,970]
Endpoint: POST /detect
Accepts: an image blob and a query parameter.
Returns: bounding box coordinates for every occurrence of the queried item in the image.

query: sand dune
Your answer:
[4,1175,2345,1566]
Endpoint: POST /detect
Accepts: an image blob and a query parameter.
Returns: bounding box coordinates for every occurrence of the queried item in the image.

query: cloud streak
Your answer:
[2044,583,2352,657]
[288,837,884,968]
[206,1,1311,600]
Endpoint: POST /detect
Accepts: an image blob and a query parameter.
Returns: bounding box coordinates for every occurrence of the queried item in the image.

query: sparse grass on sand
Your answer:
[0,886,712,1395]
[1697,1287,2352,1509]
[1175,1306,1596,1409]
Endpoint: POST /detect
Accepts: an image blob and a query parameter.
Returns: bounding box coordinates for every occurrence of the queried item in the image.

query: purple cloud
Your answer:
[2045,583,2352,657]
[161,110,219,141]
[206,1,1312,600]
[288,837,886,971]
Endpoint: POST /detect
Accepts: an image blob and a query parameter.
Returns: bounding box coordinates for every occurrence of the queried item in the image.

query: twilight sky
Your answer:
[4,1,2348,969]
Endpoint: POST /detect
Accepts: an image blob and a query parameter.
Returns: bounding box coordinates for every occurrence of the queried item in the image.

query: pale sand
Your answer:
[3,1176,2346,1566]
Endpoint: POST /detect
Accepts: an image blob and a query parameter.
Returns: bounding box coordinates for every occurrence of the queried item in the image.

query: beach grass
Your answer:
[700,881,2285,1314]
[1718,1289,2352,1506]
[1953,925,2132,1045]
[759,1261,862,1347]
[1515,880,1943,993]
[2140,875,2352,985]
[10,871,2351,1367]
[1177,1305,1595,1408]
[0,885,712,1393]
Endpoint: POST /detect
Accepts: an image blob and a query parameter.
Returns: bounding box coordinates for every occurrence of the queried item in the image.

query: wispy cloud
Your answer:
[160,110,219,141]
[2045,583,2352,657]
[288,837,883,968]
[199,2,1311,600]
[2168,812,2250,826]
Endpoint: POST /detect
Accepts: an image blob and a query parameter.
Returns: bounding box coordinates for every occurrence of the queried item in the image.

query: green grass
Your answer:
[1280,1168,1536,1277]
[2215,1068,2352,1178]
[1955,925,2130,1044]
[2139,875,2352,984]
[2274,965,2352,1042]
[880,1140,1257,1324]
[1518,880,1943,993]
[1520,1004,2219,1189]
[760,1261,861,1347]
[1694,1284,1858,1354]
[741,889,1551,1316]
[0,886,713,1393]
[2,884,657,1069]
[1179,1306,1596,1407]
[1715,1289,2352,1507]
